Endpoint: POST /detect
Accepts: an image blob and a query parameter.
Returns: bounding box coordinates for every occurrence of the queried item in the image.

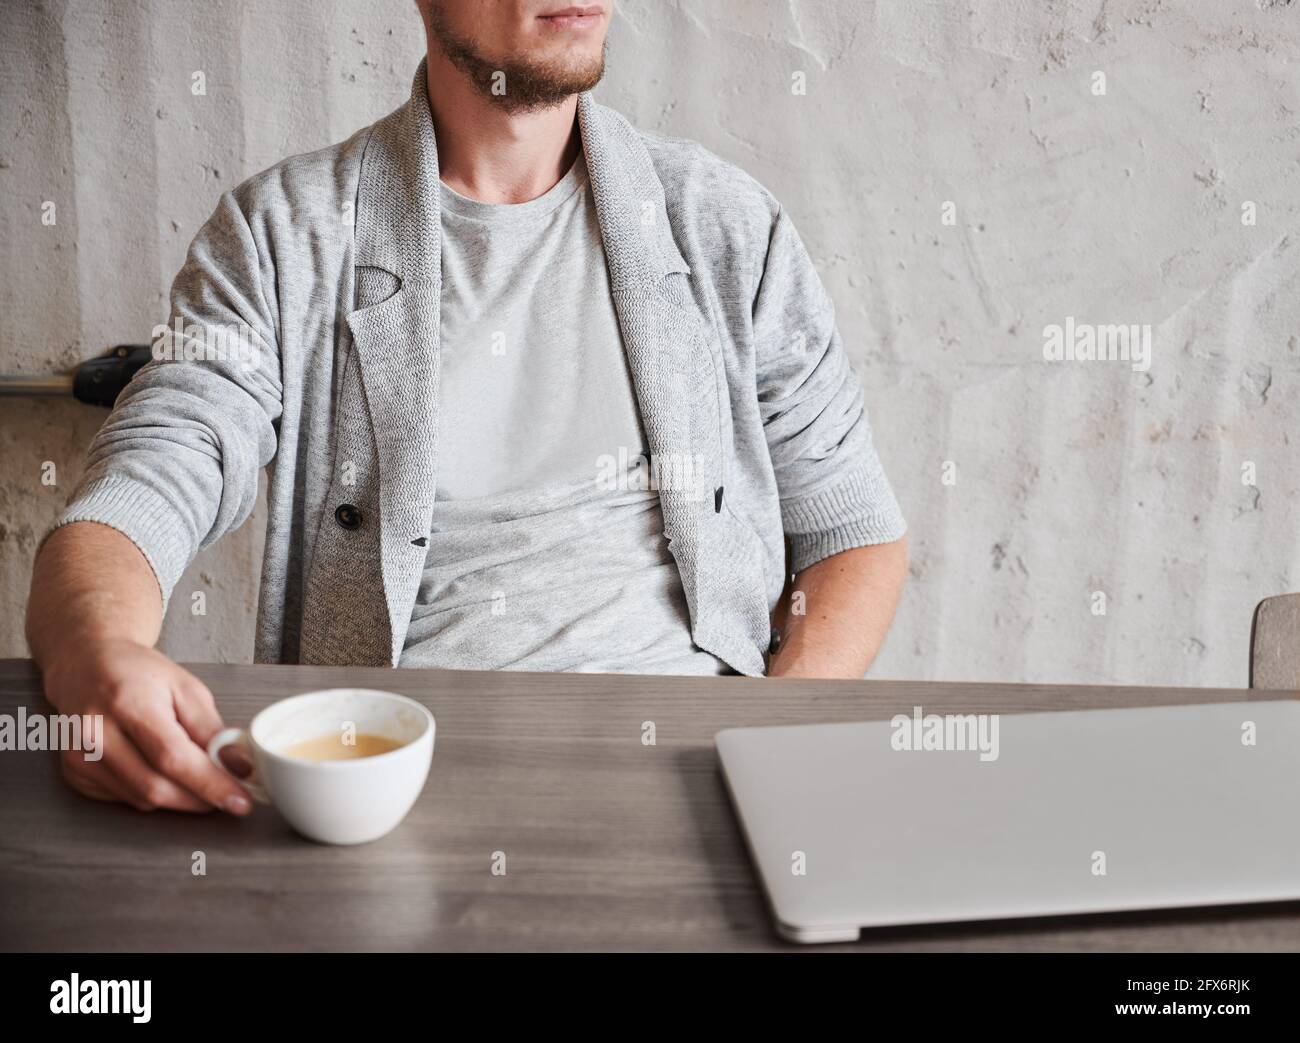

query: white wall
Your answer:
[2,0,1298,687]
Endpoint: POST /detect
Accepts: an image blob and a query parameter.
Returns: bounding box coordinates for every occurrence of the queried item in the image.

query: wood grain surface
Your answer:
[1,658,1296,952]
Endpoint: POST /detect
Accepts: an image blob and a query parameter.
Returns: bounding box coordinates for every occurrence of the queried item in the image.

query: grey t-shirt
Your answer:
[400,153,729,675]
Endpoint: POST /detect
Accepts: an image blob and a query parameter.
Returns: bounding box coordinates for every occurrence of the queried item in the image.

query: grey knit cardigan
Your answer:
[55,61,906,676]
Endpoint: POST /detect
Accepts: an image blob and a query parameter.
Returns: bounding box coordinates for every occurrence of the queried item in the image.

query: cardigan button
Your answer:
[334,503,362,531]
[768,628,783,656]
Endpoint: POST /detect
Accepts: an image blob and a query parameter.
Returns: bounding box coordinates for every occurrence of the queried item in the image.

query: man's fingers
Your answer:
[172,675,225,746]
[97,717,212,813]
[174,680,253,777]
[119,705,252,815]
[60,751,129,804]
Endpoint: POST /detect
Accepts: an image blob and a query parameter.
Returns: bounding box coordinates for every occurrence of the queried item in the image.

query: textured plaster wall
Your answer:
[1,0,1297,687]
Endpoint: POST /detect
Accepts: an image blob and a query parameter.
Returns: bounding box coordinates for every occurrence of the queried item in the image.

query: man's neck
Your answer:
[425,50,581,205]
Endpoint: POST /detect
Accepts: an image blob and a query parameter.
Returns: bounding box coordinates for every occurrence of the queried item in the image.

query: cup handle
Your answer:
[207,727,270,805]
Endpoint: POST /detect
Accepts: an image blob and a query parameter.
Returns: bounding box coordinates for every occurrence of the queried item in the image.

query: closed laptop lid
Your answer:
[716,700,1300,943]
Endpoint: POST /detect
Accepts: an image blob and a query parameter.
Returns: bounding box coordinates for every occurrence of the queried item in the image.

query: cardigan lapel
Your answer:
[344,62,443,663]
[577,93,713,636]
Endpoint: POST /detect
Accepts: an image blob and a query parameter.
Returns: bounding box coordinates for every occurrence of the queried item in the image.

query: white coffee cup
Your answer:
[207,688,435,845]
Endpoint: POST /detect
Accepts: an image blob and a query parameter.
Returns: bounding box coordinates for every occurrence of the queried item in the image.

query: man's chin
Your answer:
[492,52,605,110]
[429,8,606,111]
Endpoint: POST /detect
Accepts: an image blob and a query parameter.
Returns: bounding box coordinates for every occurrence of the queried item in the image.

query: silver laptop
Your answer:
[716,699,1300,943]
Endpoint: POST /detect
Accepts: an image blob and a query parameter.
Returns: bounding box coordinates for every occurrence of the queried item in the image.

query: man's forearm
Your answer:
[767,537,908,680]
[26,522,164,666]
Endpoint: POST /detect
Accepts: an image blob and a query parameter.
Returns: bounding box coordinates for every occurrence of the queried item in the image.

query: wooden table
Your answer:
[1,658,1297,952]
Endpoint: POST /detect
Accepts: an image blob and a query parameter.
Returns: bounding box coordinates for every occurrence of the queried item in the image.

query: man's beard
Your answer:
[429,14,606,113]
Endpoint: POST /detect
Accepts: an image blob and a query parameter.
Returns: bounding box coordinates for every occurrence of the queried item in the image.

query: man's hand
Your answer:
[27,522,252,814]
[42,634,250,811]
[42,639,253,814]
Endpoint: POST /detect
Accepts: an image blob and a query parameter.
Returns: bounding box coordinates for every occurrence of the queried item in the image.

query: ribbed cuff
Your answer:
[51,475,193,612]
[782,468,907,574]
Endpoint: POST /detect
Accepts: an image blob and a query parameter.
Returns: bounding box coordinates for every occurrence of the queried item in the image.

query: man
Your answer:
[26,0,908,815]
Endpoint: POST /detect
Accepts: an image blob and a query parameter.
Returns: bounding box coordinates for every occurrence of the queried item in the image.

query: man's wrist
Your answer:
[29,592,155,670]
[766,632,866,680]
